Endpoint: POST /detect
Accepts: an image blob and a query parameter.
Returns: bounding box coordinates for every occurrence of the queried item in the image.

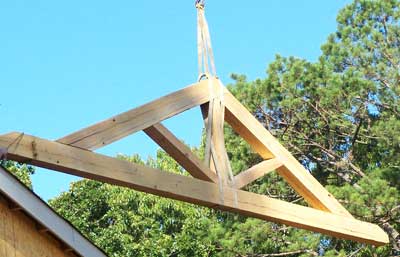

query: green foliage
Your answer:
[224,1,400,255]
[1,161,34,189]
[49,0,399,256]
[50,153,214,257]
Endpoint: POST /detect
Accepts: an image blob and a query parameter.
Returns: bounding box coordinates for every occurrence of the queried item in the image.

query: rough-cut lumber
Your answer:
[0,132,389,246]
[144,123,218,182]
[234,158,283,189]
[57,80,212,150]
[221,84,353,218]
[223,101,275,160]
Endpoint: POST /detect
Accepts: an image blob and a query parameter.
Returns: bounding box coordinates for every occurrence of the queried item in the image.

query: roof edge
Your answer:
[0,166,108,257]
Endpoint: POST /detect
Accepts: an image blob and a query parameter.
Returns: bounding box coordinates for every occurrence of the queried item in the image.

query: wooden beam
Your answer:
[234,158,283,189]
[0,132,388,246]
[9,201,23,211]
[34,222,51,234]
[63,247,74,253]
[222,91,275,161]
[221,83,353,218]
[38,226,50,234]
[144,123,218,182]
[57,80,213,150]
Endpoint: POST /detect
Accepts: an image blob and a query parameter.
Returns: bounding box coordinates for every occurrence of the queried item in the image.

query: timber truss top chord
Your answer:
[0,77,389,246]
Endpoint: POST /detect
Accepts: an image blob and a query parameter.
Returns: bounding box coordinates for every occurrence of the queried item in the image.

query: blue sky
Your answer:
[0,0,351,201]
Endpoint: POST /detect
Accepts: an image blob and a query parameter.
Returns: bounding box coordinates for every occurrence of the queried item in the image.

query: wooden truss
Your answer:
[0,78,389,246]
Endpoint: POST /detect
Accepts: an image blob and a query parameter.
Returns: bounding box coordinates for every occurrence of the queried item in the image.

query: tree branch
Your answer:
[254,249,318,257]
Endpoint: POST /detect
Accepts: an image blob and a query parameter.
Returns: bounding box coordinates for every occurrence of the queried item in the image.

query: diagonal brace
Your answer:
[144,123,218,182]
[234,158,283,189]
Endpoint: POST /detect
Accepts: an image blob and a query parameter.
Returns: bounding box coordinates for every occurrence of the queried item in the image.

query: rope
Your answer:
[196,0,217,78]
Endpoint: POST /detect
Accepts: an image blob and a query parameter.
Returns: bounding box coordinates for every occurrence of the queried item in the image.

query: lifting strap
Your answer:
[196,1,216,78]
[195,1,238,206]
